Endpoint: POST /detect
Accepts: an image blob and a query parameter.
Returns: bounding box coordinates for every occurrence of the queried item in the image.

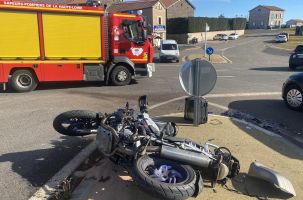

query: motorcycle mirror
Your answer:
[138,95,148,113]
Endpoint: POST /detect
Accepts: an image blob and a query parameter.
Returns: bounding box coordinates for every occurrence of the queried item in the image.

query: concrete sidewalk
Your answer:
[70,114,303,200]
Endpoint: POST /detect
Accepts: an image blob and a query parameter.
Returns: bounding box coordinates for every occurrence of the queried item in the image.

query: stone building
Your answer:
[286,19,303,28]
[108,0,167,44]
[249,5,284,29]
[161,0,195,19]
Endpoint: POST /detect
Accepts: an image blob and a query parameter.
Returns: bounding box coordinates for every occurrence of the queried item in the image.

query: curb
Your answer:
[29,141,97,200]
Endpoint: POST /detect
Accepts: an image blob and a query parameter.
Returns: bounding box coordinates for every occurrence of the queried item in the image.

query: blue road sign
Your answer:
[206,47,214,55]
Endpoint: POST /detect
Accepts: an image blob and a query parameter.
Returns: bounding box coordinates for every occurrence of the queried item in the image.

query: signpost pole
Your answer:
[193,59,201,126]
[204,23,208,57]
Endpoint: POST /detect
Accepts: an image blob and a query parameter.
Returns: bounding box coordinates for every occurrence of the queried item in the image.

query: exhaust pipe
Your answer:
[160,145,212,168]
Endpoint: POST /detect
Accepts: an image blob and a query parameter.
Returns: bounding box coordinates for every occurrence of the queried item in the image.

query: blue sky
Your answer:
[192,0,303,22]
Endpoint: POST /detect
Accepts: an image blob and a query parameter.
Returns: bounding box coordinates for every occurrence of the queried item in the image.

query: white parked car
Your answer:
[275,35,288,43]
[228,33,239,40]
[213,34,228,41]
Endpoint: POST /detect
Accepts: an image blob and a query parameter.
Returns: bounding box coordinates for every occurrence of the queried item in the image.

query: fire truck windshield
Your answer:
[123,20,145,44]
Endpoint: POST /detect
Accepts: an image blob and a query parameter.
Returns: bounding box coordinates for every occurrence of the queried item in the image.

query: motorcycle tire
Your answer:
[132,155,200,200]
[53,110,98,136]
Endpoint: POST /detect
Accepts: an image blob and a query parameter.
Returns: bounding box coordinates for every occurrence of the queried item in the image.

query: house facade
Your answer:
[286,19,303,28]
[249,5,284,29]
[161,0,195,19]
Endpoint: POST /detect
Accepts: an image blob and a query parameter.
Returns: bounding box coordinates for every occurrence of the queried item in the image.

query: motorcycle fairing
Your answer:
[248,162,296,197]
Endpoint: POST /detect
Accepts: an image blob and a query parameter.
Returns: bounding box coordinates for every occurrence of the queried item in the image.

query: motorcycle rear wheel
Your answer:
[53,110,98,136]
[133,155,200,200]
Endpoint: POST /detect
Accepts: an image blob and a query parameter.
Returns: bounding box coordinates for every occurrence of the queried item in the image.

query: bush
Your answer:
[167,17,247,34]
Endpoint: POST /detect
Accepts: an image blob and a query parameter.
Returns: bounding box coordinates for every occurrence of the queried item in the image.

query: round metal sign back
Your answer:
[179,59,217,96]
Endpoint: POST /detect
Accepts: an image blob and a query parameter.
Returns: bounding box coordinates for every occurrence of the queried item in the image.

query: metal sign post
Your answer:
[179,59,217,126]
[206,47,214,62]
[193,59,201,126]
[204,23,210,57]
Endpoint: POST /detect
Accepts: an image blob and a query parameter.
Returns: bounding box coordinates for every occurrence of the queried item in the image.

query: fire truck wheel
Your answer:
[9,70,38,92]
[110,65,132,86]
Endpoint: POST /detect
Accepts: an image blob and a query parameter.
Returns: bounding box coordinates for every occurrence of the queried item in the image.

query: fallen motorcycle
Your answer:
[53,96,240,200]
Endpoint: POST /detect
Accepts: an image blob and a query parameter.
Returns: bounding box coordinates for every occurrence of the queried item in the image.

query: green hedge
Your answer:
[167,17,247,34]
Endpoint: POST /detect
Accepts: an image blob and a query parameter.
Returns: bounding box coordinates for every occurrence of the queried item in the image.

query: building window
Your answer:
[261,21,264,26]
[158,17,162,25]
[258,8,261,11]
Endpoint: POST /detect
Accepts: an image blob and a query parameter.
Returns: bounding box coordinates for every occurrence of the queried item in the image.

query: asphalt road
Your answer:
[0,30,302,199]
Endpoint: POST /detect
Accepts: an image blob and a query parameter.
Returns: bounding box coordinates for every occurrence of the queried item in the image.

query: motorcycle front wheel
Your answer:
[132,155,201,200]
[53,110,99,136]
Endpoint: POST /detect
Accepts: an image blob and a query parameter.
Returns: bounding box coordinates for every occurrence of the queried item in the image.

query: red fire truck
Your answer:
[0,1,155,92]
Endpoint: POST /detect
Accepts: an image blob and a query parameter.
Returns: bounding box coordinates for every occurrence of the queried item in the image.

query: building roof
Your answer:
[108,0,195,12]
[161,0,195,9]
[250,5,284,12]
[262,5,284,11]
[286,19,303,23]
[108,0,160,12]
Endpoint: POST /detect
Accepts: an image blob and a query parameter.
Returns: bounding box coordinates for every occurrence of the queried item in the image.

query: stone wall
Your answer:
[167,30,245,44]
[167,0,194,19]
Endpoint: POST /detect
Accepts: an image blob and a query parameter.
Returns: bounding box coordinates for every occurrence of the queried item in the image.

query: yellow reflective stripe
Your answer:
[131,59,148,61]
[0,60,105,64]
[113,13,136,18]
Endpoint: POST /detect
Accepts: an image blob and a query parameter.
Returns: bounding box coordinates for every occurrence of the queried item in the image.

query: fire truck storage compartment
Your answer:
[0,10,103,60]
[0,10,40,59]
[42,13,102,60]
[84,64,105,81]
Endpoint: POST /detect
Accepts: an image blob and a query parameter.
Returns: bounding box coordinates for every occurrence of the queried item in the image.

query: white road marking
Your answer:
[218,76,235,78]
[149,92,280,110]
[219,39,258,52]
[221,55,233,63]
[29,141,97,200]
[208,102,229,110]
